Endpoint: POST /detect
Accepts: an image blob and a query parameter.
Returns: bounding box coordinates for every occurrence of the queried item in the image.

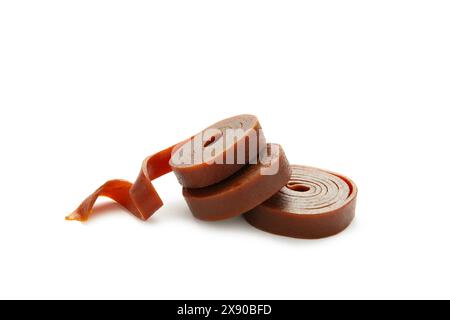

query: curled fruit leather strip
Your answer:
[243,165,358,239]
[67,115,266,221]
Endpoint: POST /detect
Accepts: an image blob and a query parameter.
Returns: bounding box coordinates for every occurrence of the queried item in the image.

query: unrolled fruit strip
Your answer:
[66,143,177,221]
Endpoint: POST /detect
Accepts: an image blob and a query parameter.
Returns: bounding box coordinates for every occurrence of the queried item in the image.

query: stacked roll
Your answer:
[67,115,357,239]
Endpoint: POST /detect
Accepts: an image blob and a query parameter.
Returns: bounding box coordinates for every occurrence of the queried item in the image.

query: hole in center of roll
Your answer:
[203,136,216,147]
[203,132,223,148]
[287,183,310,192]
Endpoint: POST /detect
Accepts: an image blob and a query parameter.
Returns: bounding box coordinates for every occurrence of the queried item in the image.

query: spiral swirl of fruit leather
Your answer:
[244,165,357,239]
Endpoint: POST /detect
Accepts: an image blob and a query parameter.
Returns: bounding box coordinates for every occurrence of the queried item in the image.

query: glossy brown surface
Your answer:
[243,165,357,239]
[170,114,266,188]
[183,144,291,221]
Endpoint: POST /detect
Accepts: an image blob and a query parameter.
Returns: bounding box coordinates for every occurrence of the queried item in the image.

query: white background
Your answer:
[1,1,449,300]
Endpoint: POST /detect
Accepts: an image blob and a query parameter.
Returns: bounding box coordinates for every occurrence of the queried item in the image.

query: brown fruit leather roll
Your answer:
[67,114,265,222]
[183,144,291,221]
[244,165,357,239]
[170,114,265,188]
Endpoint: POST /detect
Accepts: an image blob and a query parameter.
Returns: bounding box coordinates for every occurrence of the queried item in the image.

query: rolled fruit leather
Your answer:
[66,114,266,222]
[183,143,291,221]
[243,165,357,239]
[170,114,266,188]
